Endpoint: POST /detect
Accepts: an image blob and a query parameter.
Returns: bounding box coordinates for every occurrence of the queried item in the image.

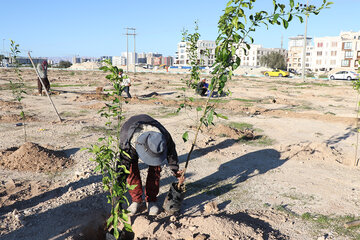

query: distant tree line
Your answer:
[58,60,72,68]
[260,52,286,70]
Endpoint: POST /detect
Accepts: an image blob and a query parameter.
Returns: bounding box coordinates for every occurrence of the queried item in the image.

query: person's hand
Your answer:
[173,169,185,185]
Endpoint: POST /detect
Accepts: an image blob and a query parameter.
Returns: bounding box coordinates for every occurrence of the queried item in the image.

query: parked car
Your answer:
[288,68,300,75]
[264,69,289,77]
[329,71,359,80]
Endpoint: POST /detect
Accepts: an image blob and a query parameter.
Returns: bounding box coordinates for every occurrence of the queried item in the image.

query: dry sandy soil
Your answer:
[0,68,360,240]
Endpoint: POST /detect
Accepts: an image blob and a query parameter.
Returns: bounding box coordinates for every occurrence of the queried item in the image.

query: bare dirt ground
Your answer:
[0,68,359,240]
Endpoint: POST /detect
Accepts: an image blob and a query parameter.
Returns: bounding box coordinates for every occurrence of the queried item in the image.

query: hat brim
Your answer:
[136,132,167,166]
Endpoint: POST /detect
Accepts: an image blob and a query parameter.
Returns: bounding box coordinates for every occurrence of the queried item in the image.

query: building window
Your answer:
[317,42,323,47]
[343,42,352,50]
[341,59,350,67]
[316,60,321,65]
[317,51,322,56]
[331,51,337,56]
[330,60,336,65]
[331,42,337,47]
[345,51,353,58]
[306,52,311,56]
[357,51,360,58]
[355,61,359,67]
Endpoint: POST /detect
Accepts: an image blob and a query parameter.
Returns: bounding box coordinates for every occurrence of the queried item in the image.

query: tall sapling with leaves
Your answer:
[9,40,27,142]
[178,0,332,185]
[85,59,135,239]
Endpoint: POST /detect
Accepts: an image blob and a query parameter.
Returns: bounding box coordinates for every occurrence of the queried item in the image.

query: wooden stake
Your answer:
[28,52,63,122]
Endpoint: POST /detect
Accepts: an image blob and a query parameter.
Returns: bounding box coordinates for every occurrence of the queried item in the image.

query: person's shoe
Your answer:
[147,202,160,216]
[127,202,142,216]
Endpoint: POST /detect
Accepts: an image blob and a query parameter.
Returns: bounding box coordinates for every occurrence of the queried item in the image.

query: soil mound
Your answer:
[207,124,255,140]
[131,212,288,240]
[279,142,343,164]
[0,142,73,173]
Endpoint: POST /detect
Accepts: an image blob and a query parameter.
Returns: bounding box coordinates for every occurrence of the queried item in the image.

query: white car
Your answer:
[329,71,359,80]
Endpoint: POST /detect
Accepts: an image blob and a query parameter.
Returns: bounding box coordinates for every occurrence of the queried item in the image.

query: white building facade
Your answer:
[175,40,216,67]
[112,56,126,67]
[287,35,313,72]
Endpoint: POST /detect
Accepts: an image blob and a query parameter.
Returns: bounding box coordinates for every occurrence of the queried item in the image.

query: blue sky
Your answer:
[1,0,358,58]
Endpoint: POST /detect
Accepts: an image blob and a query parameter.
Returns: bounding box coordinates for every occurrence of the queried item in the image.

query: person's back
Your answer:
[37,62,47,79]
[36,61,50,95]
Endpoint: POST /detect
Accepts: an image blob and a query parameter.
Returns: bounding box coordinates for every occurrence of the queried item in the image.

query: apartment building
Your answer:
[287,35,313,72]
[288,31,360,72]
[339,31,360,69]
[235,44,287,67]
[175,40,216,67]
[112,56,126,67]
[161,56,174,66]
[312,36,341,71]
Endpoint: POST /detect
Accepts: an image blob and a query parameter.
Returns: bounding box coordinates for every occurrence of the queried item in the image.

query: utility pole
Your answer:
[124,28,136,73]
[301,0,309,81]
[134,32,136,74]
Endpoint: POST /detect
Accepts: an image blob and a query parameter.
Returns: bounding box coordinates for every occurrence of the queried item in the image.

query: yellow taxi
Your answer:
[264,69,289,77]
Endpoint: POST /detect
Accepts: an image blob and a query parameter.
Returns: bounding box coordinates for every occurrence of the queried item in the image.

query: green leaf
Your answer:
[297,15,304,23]
[106,215,114,227]
[207,110,214,125]
[273,13,279,23]
[282,19,289,29]
[196,106,202,111]
[288,14,293,22]
[114,227,119,239]
[127,184,137,191]
[290,0,294,8]
[123,222,133,232]
[214,112,228,120]
[182,131,189,143]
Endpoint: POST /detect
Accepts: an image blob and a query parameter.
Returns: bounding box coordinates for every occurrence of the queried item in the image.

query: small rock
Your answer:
[169,223,176,229]
[204,201,219,214]
[23,209,32,215]
[5,179,15,189]
[194,234,207,240]
[189,226,197,232]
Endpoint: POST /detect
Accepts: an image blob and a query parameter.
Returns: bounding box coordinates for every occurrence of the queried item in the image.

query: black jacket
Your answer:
[119,114,179,173]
